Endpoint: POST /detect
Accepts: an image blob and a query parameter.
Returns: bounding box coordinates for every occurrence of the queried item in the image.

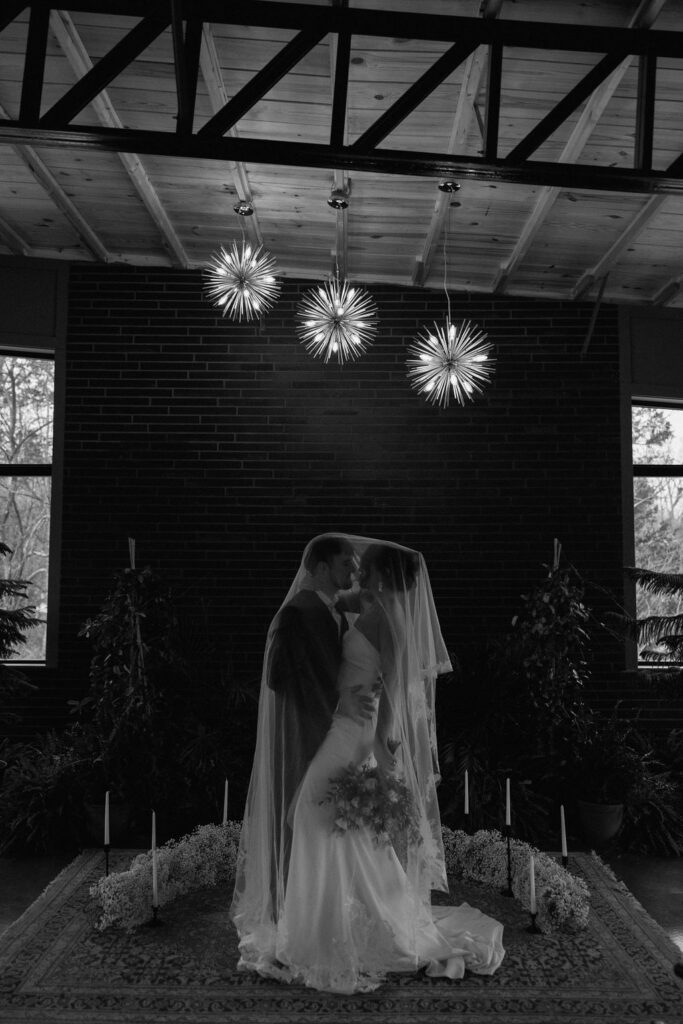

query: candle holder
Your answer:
[561,854,568,869]
[500,825,513,897]
[463,812,471,835]
[526,911,542,934]
[104,843,110,878]
[147,904,163,927]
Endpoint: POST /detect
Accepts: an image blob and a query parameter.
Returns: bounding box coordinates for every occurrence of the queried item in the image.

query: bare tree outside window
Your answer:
[0,355,54,661]
[632,404,683,662]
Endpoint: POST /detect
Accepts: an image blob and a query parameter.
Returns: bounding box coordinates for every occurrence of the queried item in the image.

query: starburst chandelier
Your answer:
[406,319,493,407]
[407,191,494,407]
[296,277,378,363]
[204,203,280,323]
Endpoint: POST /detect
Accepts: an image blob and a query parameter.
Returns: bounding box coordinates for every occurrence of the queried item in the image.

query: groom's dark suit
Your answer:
[266,589,347,891]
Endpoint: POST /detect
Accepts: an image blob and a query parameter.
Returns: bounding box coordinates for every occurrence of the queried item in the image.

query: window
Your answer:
[631,402,683,664]
[0,354,54,661]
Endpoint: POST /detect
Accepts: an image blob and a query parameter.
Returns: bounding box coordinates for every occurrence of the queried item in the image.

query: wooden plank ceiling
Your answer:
[2,0,683,306]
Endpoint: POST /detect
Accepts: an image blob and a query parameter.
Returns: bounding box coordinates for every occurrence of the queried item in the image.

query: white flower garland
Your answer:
[90,820,589,936]
[441,826,590,934]
[90,821,242,932]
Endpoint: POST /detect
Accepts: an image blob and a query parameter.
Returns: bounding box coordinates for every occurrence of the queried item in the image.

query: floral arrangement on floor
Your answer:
[89,818,589,936]
[89,821,242,932]
[441,826,590,934]
[322,763,423,848]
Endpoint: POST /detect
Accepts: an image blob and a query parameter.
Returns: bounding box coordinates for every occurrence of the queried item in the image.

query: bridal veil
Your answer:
[230,533,453,964]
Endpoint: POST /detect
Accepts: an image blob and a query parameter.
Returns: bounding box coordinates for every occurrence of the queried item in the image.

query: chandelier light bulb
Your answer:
[296,278,378,363]
[406,318,494,407]
[204,240,280,322]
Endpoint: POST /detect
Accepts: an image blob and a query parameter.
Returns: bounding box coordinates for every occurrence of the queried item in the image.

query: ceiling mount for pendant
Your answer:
[327,188,350,210]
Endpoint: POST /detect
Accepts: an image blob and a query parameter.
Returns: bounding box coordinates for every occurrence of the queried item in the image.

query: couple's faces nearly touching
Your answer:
[326,546,356,592]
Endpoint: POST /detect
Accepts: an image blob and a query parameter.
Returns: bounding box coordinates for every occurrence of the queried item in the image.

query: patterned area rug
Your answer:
[0,850,682,1024]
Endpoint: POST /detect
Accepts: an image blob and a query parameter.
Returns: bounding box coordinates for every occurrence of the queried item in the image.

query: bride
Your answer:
[230,534,504,994]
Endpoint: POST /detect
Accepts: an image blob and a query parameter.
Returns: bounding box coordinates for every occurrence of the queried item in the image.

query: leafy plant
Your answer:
[72,563,181,815]
[0,542,40,728]
[621,566,683,667]
[0,731,86,854]
[619,728,683,856]
[437,544,595,846]
[569,706,650,805]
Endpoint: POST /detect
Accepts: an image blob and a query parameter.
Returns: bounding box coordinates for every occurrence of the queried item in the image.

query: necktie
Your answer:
[336,605,348,640]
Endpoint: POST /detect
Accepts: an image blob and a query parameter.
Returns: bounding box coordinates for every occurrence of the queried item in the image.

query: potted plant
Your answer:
[438,542,595,846]
[570,707,649,846]
[72,551,182,838]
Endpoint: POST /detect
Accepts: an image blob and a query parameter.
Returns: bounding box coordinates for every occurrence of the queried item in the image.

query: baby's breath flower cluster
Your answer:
[323,764,423,848]
[90,821,242,931]
[441,826,590,934]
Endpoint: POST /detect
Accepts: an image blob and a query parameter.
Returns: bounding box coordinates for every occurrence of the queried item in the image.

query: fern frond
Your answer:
[640,646,683,664]
[626,567,683,597]
[635,613,683,647]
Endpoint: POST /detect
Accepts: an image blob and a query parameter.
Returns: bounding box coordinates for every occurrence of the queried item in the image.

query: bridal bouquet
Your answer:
[322,763,422,848]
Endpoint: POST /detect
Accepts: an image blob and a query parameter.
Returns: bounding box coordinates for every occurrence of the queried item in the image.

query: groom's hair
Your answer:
[304,536,348,573]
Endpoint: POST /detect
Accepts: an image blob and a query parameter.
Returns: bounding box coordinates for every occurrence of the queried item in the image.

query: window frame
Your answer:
[0,258,67,669]
[630,399,683,667]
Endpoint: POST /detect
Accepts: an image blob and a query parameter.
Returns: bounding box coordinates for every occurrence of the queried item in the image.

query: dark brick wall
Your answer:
[35,261,629,744]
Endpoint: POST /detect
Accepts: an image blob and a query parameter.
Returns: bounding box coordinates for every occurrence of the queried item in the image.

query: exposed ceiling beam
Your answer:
[198,23,263,249]
[5,124,683,198]
[40,14,171,128]
[351,38,479,153]
[572,194,667,299]
[198,27,327,139]
[492,0,667,295]
[50,10,190,267]
[329,19,349,281]
[170,4,202,137]
[0,96,111,260]
[11,3,683,56]
[505,52,627,164]
[480,0,505,16]
[0,212,33,257]
[652,279,682,306]
[412,0,504,287]
[412,0,495,289]
[20,5,49,124]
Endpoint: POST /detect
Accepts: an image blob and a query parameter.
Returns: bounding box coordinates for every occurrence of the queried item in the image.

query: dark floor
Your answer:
[0,848,682,956]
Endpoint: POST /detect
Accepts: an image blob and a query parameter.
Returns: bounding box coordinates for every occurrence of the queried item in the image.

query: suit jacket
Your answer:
[266,590,344,887]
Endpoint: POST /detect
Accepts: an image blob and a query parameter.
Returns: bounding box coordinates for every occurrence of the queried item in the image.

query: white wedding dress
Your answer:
[260,627,505,994]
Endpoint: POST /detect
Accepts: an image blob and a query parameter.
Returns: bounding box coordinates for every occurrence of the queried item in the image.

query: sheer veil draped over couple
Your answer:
[230,533,505,994]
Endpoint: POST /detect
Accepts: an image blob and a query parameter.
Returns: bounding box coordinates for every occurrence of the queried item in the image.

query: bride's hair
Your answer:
[364,544,419,591]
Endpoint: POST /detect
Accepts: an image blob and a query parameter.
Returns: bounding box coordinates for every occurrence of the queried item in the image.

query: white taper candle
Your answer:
[529,853,537,914]
[464,769,469,815]
[104,790,110,846]
[151,811,159,908]
[223,779,229,825]
[505,777,511,826]
[560,804,568,858]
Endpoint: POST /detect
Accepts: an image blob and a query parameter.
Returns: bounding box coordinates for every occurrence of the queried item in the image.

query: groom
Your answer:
[266,536,374,874]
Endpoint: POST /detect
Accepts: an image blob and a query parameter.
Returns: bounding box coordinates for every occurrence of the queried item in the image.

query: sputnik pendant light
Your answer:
[406,193,493,407]
[296,276,378,363]
[296,186,378,363]
[204,203,280,321]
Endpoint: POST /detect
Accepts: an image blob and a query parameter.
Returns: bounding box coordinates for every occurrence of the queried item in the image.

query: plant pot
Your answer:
[577,798,624,847]
[84,800,130,846]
